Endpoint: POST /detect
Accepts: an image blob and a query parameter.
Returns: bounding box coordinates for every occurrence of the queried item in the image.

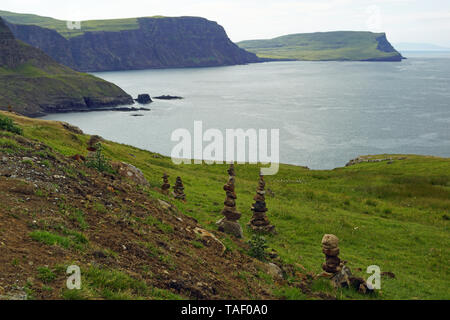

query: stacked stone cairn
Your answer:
[321,234,374,294]
[249,173,275,233]
[172,176,186,201]
[161,173,170,195]
[216,164,243,238]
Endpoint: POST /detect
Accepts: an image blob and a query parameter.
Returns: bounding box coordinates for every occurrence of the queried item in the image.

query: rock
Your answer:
[93,251,107,259]
[161,173,170,195]
[158,199,172,211]
[135,94,152,104]
[10,180,35,195]
[381,271,396,279]
[267,263,283,280]
[193,227,226,255]
[172,176,186,200]
[216,217,243,239]
[61,122,83,134]
[217,164,244,238]
[153,95,183,100]
[248,173,275,233]
[88,135,103,148]
[111,161,149,187]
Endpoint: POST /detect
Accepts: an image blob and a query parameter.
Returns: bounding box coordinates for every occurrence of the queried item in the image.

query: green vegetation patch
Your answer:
[238,31,402,61]
[0,115,22,135]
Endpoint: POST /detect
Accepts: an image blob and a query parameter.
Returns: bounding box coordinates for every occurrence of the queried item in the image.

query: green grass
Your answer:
[30,230,88,250]
[37,266,57,284]
[62,266,182,300]
[0,10,166,39]
[0,115,23,134]
[6,112,450,300]
[238,31,402,61]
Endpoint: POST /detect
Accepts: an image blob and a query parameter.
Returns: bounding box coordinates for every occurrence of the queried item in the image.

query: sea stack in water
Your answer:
[136,94,152,104]
[173,176,186,201]
[249,173,275,233]
[161,173,170,195]
[217,164,243,238]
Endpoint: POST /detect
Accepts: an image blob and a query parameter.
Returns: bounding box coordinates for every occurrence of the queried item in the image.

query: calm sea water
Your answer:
[42,53,450,169]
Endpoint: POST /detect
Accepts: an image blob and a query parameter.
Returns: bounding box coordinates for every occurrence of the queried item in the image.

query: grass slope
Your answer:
[2,111,449,300]
[0,17,131,116]
[238,31,402,61]
[0,10,165,38]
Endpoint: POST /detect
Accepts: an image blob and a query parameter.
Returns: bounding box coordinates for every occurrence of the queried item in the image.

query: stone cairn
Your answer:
[249,173,275,233]
[161,173,170,195]
[172,176,186,201]
[321,234,341,274]
[217,164,243,238]
[320,234,374,293]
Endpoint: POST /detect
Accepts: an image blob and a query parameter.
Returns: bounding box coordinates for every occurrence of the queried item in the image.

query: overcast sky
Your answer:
[1,0,449,46]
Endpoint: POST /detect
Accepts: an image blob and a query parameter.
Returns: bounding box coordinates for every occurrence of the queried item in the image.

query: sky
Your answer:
[1,0,449,46]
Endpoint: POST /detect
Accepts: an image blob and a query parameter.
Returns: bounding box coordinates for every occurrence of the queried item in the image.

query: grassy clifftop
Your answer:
[0,17,133,116]
[238,31,403,61]
[1,111,448,300]
[1,11,259,72]
[0,10,157,38]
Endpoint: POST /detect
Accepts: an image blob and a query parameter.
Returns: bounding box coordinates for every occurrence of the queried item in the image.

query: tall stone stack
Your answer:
[172,176,186,201]
[217,164,243,238]
[321,234,341,274]
[249,174,275,233]
[320,234,373,293]
[161,173,170,195]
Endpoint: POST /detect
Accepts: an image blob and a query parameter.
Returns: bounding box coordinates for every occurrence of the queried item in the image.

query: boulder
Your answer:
[266,263,284,280]
[216,217,243,238]
[135,94,152,104]
[111,161,149,187]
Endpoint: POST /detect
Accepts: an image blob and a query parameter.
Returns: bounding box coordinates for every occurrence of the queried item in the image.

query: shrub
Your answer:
[248,234,268,261]
[86,143,113,173]
[0,115,22,135]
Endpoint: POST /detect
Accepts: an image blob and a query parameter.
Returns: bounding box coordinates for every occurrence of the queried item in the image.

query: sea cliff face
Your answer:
[0,18,133,117]
[7,17,259,72]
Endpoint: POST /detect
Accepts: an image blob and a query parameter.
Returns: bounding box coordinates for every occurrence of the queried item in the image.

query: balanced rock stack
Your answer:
[321,234,341,274]
[321,234,374,293]
[172,176,186,201]
[217,164,243,238]
[161,173,170,195]
[249,174,275,233]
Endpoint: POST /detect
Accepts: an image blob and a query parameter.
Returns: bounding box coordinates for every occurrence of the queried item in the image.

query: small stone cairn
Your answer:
[172,176,186,201]
[161,173,170,195]
[249,173,275,233]
[320,234,374,294]
[217,164,243,238]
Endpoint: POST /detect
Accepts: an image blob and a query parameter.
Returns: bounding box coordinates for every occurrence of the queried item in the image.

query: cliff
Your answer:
[238,31,404,62]
[0,18,133,117]
[1,11,259,72]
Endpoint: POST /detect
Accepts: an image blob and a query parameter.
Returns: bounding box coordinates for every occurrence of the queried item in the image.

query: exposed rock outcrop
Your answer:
[6,17,260,72]
[135,94,152,104]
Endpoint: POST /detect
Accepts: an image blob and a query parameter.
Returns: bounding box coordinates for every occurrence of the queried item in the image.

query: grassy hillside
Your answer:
[0,10,159,38]
[238,31,403,61]
[0,17,132,116]
[0,10,169,38]
[1,111,448,300]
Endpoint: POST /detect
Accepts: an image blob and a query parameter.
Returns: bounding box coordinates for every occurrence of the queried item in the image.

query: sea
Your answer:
[42,51,450,169]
